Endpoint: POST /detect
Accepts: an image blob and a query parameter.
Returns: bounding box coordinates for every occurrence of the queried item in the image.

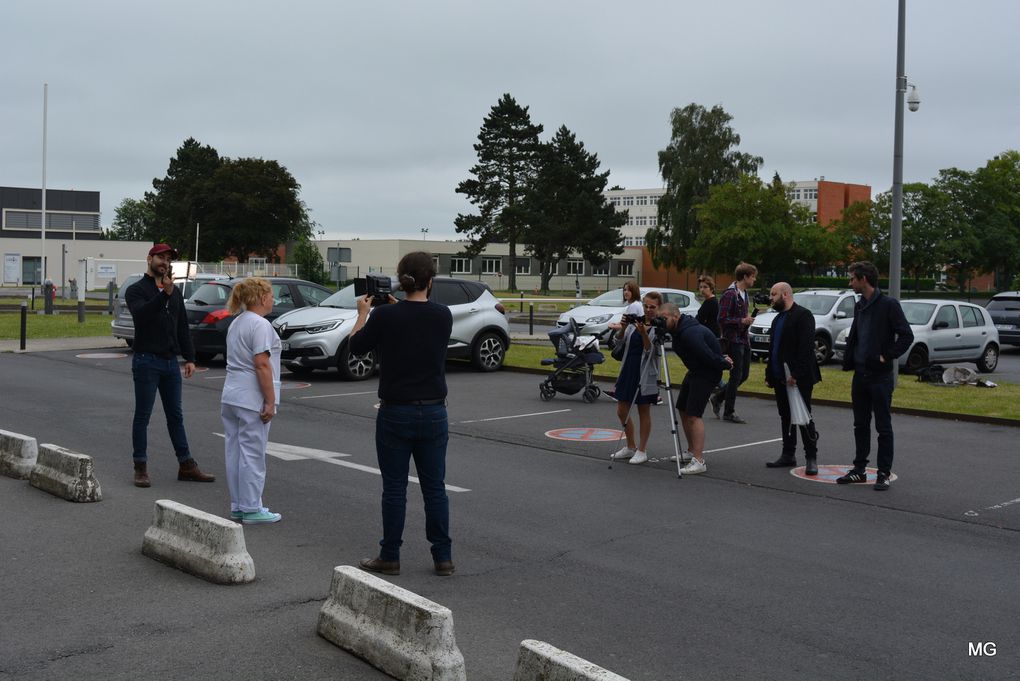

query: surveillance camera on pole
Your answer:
[907,84,921,112]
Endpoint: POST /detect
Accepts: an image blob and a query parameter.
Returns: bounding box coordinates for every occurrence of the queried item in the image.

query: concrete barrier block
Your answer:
[142,499,255,585]
[0,429,38,480]
[512,640,631,681]
[28,444,102,502]
[317,565,466,681]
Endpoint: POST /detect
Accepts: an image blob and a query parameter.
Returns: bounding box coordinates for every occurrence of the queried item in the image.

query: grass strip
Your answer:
[0,312,113,339]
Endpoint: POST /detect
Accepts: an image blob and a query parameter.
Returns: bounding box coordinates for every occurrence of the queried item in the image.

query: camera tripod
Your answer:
[610,330,689,478]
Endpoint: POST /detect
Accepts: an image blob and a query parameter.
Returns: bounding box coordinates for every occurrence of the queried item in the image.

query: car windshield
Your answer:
[586,289,628,308]
[793,293,839,314]
[191,282,233,306]
[901,302,936,325]
[987,297,1020,311]
[319,283,406,309]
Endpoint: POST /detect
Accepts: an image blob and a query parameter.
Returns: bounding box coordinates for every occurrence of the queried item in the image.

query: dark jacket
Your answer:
[841,289,913,374]
[765,302,821,388]
[670,314,730,381]
[126,274,195,362]
[695,296,720,338]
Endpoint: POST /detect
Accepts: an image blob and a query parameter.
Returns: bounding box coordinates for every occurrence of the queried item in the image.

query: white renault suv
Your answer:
[749,289,860,365]
[272,277,509,380]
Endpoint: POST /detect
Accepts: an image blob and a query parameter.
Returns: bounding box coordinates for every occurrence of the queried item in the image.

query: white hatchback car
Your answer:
[833,298,999,373]
[272,277,509,380]
[555,287,699,338]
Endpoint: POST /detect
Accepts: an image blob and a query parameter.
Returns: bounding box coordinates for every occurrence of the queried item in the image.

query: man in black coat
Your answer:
[837,261,914,491]
[764,283,822,475]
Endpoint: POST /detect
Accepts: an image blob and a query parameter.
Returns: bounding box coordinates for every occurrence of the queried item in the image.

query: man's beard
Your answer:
[772,300,787,312]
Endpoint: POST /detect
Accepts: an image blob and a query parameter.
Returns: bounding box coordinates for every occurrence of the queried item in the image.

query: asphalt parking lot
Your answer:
[1,345,1018,680]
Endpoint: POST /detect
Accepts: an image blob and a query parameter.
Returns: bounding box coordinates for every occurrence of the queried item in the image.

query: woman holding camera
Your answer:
[611,291,663,465]
[220,277,282,524]
[349,252,455,577]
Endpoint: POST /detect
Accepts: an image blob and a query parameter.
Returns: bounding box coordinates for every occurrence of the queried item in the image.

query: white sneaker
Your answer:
[680,458,707,475]
[611,447,635,460]
[628,450,648,465]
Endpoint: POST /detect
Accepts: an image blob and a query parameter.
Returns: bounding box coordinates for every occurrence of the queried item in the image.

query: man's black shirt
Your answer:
[125,274,195,362]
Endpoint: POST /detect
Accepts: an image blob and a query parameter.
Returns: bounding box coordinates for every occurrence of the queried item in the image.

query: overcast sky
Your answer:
[4,0,1018,242]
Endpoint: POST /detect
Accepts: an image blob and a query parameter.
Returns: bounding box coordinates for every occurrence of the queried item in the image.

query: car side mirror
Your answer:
[834,311,847,319]
[933,320,949,330]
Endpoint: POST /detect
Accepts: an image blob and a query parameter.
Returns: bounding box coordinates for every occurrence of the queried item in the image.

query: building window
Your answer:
[432,256,440,272]
[3,210,101,231]
[610,197,620,206]
[636,195,648,206]
[515,258,531,275]
[481,257,500,274]
[450,257,471,274]
[566,259,584,275]
[622,196,634,206]
[648,215,657,227]
[618,261,634,276]
[592,262,609,276]
[636,216,647,227]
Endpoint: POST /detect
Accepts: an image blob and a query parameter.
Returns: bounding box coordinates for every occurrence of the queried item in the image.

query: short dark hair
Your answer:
[697,274,715,293]
[397,251,436,292]
[734,262,758,281]
[849,261,879,288]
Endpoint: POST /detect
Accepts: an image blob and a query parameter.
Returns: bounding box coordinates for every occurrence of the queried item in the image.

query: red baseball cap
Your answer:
[148,243,178,258]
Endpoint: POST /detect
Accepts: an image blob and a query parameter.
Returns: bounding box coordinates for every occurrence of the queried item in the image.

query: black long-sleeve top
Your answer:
[125,274,195,362]
[696,296,720,337]
[349,299,453,402]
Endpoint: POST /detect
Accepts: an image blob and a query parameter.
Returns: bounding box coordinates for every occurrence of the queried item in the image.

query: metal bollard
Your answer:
[30,286,36,310]
[78,300,85,323]
[20,301,27,350]
[529,302,534,335]
[107,281,116,314]
[43,280,54,315]
[519,291,524,313]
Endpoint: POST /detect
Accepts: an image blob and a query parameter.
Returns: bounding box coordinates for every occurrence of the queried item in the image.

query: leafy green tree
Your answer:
[145,138,220,255]
[831,200,884,268]
[871,184,943,292]
[523,126,625,293]
[144,138,310,262]
[972,150,1020,290]
[648,104,762,271]
[688,174,809,283]
[930,168,982,292]
[455,94,543,292]
[290,238,328,284]
[106,197,155,241]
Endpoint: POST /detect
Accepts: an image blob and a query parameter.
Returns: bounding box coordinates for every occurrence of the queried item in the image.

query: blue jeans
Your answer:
[132,353,191,465]
[851,371,895,474]
[375,404,451,563]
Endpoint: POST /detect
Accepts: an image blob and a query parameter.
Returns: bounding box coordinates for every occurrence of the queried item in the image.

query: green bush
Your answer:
[787,275,936,290]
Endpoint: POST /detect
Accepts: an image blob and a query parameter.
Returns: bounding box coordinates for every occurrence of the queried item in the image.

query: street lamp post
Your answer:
[420,227,429,241]
[889,0,920,299]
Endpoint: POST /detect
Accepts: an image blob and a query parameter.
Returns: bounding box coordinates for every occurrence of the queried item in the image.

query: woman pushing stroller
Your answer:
[611,291,663,465]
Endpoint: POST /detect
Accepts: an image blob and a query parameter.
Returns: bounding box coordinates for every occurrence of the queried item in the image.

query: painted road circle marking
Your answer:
[791,465,899,484]
[76,352,128,359]
[281,381,311,390]
[545,427,625,442]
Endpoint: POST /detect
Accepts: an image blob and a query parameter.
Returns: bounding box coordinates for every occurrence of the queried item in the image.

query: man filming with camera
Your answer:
[658,303,733,475]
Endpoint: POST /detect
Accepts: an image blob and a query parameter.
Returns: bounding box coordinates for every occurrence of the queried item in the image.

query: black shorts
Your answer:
[677,374,715,418]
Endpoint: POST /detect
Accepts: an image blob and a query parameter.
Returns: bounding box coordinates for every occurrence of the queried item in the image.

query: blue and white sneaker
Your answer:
[241,509,282,524]
[229,510,243,521]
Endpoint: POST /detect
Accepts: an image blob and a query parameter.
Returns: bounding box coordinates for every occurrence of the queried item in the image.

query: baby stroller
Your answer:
[539,318,605,403]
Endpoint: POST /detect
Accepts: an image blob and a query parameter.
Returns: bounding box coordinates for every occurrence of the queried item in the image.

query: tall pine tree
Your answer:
[455,94,543,292]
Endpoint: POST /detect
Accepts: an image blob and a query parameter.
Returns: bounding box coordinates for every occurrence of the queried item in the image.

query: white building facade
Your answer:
[603,187,666,247]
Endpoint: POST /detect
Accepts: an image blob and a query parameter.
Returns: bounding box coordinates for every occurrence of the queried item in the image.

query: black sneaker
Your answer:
[873,472,891,491]
[836,468,868,484]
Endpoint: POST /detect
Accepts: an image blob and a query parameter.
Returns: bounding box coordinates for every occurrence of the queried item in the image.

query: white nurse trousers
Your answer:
[221,402,271,513]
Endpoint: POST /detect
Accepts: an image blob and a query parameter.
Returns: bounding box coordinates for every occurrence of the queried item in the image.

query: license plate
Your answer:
[995,324,1015,331]
[282,341,290,350]
[752,335,768,343]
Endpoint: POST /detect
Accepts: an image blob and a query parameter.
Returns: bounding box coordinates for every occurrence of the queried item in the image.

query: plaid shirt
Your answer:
[718,284,750,346]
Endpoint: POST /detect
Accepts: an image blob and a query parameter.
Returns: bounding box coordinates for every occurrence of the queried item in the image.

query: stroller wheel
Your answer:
[539,385,556,402]
[582,386,600,403]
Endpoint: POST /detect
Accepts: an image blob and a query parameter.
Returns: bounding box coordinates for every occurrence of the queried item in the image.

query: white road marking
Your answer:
[212,433,470,492]
[459,409,571,424]
[703,438,783,454]
[963,496,1020,517]
[296,390,377,400]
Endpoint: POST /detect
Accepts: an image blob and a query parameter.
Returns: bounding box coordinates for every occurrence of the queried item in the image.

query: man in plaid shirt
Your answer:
[711,262,758,423]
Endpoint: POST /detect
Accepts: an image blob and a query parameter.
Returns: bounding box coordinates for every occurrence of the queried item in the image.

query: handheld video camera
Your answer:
[621,313,645,325]
[649,315,669,330]
[354,273,393,307]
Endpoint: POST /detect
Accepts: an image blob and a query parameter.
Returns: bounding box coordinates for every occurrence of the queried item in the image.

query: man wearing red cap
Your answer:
[125,244,215,487]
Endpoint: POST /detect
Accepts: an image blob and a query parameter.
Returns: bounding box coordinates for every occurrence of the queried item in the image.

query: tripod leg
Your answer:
[658,347,685,478]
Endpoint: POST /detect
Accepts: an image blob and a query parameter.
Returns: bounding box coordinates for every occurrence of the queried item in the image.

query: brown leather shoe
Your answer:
[359,557,400,576]
[133,463,151,488]
[177,459,215,482]
[434,561,456,577]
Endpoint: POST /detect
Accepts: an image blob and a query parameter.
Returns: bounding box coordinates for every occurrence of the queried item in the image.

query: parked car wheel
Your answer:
[905,345,929,374]
[814,334,832,365]
[338,345,376,381]
[976,344,999,373]
[471,332,506,372]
